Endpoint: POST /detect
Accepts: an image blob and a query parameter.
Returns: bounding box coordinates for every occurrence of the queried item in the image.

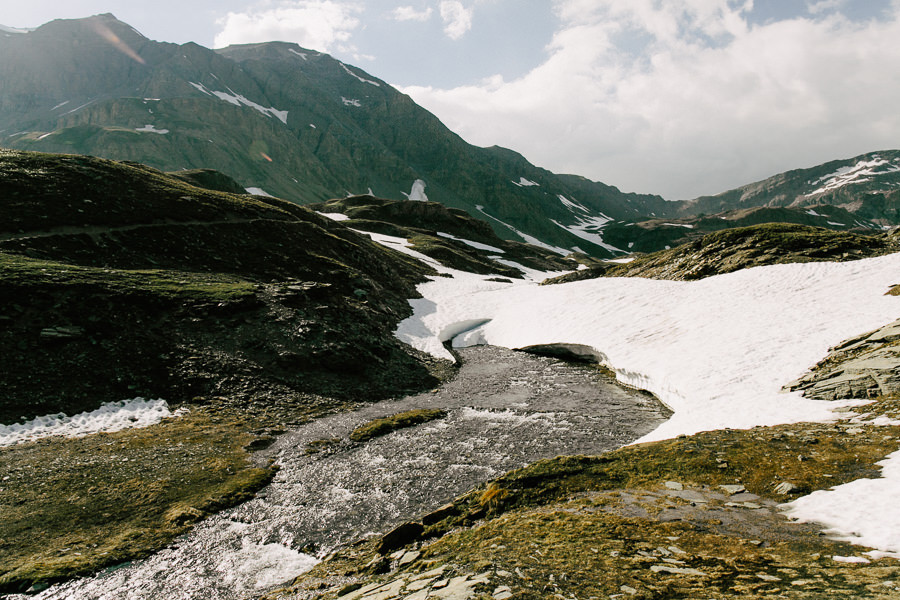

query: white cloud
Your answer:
[401,1,900,199]
[439,1,474,40]
[807,0,846,15]
[214,1,362,52]
[393,5,434,21]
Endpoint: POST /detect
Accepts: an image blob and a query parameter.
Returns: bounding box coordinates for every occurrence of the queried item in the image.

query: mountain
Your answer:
[544,222,900,284]
[0,13,670,258]
[679,150,900,223]
[3,14,899,262]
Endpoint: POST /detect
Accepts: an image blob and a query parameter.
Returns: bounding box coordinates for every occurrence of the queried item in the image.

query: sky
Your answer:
[3,0,900,199]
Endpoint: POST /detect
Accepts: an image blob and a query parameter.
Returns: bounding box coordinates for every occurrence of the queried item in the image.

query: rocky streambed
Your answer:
[22,346,670,600]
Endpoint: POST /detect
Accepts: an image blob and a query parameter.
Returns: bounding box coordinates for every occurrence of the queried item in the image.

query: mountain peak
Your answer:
[0,24,32,35]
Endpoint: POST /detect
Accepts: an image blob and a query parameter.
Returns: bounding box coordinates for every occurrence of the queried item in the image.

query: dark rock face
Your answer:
[377,522,425,554]
[167,168,248,195]
[0,149,442,423]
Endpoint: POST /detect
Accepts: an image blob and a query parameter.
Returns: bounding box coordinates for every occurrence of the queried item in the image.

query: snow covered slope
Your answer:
[397,255,899,441]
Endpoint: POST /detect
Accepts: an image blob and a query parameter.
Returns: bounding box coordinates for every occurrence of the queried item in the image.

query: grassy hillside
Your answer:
[0,149,453,592]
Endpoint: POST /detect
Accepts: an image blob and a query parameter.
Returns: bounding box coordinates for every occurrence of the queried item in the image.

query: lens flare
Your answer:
[91,21,146,65]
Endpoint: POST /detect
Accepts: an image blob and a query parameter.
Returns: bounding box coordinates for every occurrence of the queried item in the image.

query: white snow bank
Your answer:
[474,205,571,256]
[245,187,274,197]
[551,216,621,254]
[189,82,288,124]
[782,449,900,559]
[318,212,350,221]
[663,223,695,229]
[0,398,181,446]
[402,179,428,202]
[396,253,900,443]
[136,124,169,134]
[437,231,504,253]
[558,194,589,213]
[339,62,380,86]
[512,177,539,187]
[550,196,620,253]
[807,157,900,196]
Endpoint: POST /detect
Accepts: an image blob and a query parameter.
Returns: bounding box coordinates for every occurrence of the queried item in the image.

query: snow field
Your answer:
[390,248,900,558]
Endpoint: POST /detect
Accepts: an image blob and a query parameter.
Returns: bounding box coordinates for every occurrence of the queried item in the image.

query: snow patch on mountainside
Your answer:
[245,187,274,197]
[437,232,504,253]
[806,157,900,196]
[0,399,183,446]
[288,48,308,60]
[339,62,380,87]
[474,205,572,255]
[136,124,169,134]
[550,218,622,253]
[62,100,96,116]
[512,177,539,187]
[402,179,429,202]
[318,212,350,221]
[189,82,288,124]
[341,97,362,107]
[558,194,589,213]
[551,195,623,253]
[664,222,694,228]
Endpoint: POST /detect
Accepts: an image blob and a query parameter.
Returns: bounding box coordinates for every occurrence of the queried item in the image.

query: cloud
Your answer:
[402,1,900,199]
[807,0,846,15]
[392,5,434,21]
[439,1,474,40]
[214,1,362,52]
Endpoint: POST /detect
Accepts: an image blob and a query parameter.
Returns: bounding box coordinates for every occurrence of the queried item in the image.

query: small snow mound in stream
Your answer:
[0,398,182,446]
[217,537,318,590]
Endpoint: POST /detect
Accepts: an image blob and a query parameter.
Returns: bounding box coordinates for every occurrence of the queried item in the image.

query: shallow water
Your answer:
[30,346,669,600]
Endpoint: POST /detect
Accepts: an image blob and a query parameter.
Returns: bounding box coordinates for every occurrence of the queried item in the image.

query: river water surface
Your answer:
[30,346,670,600]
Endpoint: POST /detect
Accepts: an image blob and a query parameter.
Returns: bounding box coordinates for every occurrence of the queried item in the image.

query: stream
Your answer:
[28,345,670,600]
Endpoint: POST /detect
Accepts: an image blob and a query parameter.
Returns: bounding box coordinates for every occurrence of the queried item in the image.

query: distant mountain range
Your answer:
[2,14,900,256]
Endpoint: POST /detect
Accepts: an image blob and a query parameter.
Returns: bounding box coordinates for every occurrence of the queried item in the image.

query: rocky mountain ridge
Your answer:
[7,14,897,261]
[0,13,669,258]
[680,151,900,224]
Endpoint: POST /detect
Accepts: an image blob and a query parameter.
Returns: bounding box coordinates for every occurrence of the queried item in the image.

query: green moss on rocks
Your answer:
[349,409,447,443]
[0,409,274,594]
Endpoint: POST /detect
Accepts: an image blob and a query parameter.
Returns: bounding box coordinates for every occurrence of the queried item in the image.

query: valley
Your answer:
[2,12,900,600]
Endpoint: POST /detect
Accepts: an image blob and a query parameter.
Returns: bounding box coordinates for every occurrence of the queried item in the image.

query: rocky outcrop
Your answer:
[543,223,899,284]
[786,319,900,400]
